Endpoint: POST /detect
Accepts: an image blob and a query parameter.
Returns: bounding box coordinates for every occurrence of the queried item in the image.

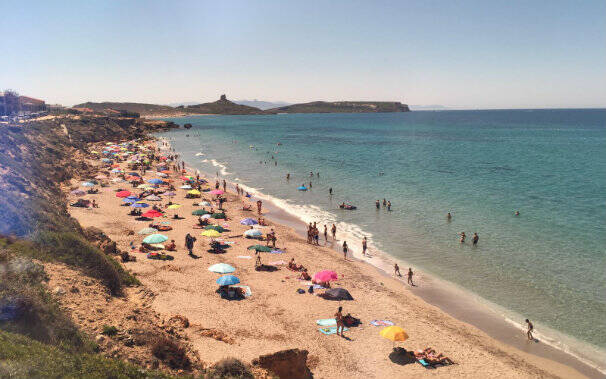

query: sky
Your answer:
[1,0,605,108]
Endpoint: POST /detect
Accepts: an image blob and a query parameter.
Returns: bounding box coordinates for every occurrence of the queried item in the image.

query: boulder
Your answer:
[252,349,312,379]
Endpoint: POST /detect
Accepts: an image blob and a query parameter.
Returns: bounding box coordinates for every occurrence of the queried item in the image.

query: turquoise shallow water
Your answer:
[161,109,606,364]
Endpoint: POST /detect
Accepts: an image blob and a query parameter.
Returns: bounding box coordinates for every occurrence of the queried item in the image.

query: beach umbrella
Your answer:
[156,172,168,178]
[127,195,139,200]
[180,185,192,189]
[137,227,158,235]
[192,209,210,216]
[380,326,409,343]
[142,210,163,218]
[212,212,226,219]
[210,189,224,195]
[122,198,139,204]
[243,229,263,238]
[167,204,181,209]
[313,270,338,282]
[142,234,168,244]
[205,225,227,232]
[165,191,176,197]
[145,195,162,201]
[208,263,236,274]
[101,158,111,163]
[323,288,354,301]
[200,214,212,219]
[240,218,258,225]
[70,189,86,196]
[201,229,221,237]
[200,201,212,207]
[116,190,131,198]
[216,275,240,286]
[111,169,122,173]
[128,172,140,177]
[137,184,153,189]
[130,202,149,208]
[188,189,201,195]
[81,181,95,187]
[180,176,194,181]
[148,178,164,185]
[247,244,272,252]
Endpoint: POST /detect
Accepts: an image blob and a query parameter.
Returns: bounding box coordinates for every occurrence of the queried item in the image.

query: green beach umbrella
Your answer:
[192,209,210,216]
[205,225,228,233]
[247,244,272,252]
[211,212,226,219]
[143,234,169,244]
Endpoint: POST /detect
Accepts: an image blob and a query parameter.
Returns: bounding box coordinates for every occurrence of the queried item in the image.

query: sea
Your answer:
[160,109,606,372]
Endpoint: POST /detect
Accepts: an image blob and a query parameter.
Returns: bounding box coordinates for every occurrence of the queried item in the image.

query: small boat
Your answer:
[339,203,357,210]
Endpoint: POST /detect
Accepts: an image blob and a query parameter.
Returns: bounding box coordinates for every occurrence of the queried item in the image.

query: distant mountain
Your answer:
[409,104,449,111]
[178,95,265,115]
[166,101,200,107]
[233,99,291,110]
[267,101,410,113]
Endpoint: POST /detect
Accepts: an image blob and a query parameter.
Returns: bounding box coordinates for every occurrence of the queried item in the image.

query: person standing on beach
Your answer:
[472,232,479,246]
[323,225,328,244]
[394,263,401,277]
[362,237,367,256]
[331,224,337,240]
[185,233,196,256]
[342,241,348,260]
[407,268,414,286]
[335,306,345,337]
[525,319,534,340]
[256,200,262,215]
[222,179,226,192]
[286,173,290,180]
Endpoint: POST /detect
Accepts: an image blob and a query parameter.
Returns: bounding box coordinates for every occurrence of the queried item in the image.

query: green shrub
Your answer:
[102,325,118,336]
[151,336,192,370]
[203,358,254,379]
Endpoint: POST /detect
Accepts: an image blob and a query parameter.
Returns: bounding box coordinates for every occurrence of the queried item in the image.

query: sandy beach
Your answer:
[65,139,592,379]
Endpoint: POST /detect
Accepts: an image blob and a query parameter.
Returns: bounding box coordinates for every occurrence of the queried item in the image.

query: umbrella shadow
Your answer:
[388,348,416,366]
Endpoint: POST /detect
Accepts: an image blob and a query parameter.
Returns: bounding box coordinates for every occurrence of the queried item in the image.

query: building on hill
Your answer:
[0,91,46,115]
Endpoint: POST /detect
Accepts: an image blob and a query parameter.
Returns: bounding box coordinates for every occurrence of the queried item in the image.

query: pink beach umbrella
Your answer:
[210,189,224,195]
[313,270,338,282]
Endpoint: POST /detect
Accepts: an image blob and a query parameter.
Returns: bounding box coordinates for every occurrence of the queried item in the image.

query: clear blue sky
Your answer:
[1,0,605,108]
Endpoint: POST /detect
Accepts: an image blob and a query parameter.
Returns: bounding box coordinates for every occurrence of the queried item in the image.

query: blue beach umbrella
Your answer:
[208,263,236,274]
[127,195,139,200]
[216,275,240,286]
[130,202,149,208]
[240,218,258,226]
[297,186,307,191]
[148,178,164,185]
[122,198,139,204]
[81,181,95,187]
[142,234,169,244]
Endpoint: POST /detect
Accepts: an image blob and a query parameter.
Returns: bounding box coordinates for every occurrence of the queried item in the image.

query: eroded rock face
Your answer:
[252,349,312,379]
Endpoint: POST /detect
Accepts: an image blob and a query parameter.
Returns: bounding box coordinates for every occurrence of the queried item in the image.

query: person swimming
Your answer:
[447,212,452,221]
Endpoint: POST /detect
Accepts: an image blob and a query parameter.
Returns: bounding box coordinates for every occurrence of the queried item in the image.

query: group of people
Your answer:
[375,198,392,211]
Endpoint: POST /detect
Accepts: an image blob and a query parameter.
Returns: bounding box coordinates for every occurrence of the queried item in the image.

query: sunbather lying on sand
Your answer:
[415,348,455,365]
[299,269,311,280]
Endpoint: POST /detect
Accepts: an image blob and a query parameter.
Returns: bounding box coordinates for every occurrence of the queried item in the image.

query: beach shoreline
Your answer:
[165,136,606,379]
[65,135,599,379]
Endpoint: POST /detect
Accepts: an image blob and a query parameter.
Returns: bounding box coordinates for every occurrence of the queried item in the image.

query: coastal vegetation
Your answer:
[267,100,410,113]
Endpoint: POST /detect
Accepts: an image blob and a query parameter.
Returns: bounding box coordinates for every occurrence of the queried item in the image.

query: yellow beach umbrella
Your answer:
[379,326,409,342]
[167,204,181,209]
[187,189,201,195]
[201,229,221,237]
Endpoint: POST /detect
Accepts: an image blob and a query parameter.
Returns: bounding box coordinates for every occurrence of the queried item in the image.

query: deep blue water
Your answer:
[161,109,606,360]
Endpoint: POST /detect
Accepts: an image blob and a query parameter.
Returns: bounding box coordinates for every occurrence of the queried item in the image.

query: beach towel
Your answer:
[316,319,336,326]
[417,359,433,369]
[236,255,252,259]
[371,320,394,326]
[313,284,326,290]
[318,327,349,335]
[270,260,287,265]
[269,249,284,254]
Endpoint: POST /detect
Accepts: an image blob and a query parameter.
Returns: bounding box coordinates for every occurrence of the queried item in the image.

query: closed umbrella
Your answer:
[208,263,235,274]
[216,275,240,286]
[142,234,168,244]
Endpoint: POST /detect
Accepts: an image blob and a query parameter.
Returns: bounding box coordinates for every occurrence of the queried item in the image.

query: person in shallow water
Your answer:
[387,201,391,211]
[362,236,367,256]
[459,232,466,243]
[375,200,380,209]
[394,263,401,277]
[525,319,534,340]
[329,187,333,195]
[472,232,479,246]
[342,241,348,260]
[407,267,414,286]
[447,212,452,221]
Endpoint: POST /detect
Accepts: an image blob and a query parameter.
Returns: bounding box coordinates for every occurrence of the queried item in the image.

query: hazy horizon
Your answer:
[1,0,605,109]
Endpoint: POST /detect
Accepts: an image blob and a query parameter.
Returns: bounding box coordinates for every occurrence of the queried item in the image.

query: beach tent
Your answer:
[240,218,258,225]
[313,270,338,282]
[201,230,221,237]
[244,229,263,238]
[323,288,353,301]
[216,275,240,286]
[379,326,409,342]
[142,234,168,244]
[138,227,158,235]
[247,245,272,252]
[116,190,131,198]
[208,263,236,274]
[192,209,210,216]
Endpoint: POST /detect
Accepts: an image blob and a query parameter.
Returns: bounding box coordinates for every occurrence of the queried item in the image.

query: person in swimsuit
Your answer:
[376,200,380,209]
[525,319,534,340]
[331,224,337,240]
[324,225,328,243]
[472,233,479,246]
[362,237,367,256]
[459,232,466,243]
[394,263,401,277]
[335,306,345,337]
[342,241,348,260]
[407,267,414,286]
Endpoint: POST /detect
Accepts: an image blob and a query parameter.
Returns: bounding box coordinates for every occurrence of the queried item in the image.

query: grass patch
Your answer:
[151,336,192,370]
[101,325,119,336]
[0,330,179,379]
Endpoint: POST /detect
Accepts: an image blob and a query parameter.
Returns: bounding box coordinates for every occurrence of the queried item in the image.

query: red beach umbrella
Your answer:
[142,210,163,218]
[116,190,131,198]
[313,270,338,282]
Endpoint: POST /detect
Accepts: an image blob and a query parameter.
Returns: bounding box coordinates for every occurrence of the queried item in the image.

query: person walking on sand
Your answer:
[185,233,196,256]
[342,241,348,260]
[222,179,226,192]
[256,200,262,215]
[331,224,337,240]
[394,263,401,277]
[472,232,479,246]
[525,319,534,340]
[362,237,367,256]
[407,267,414,286]
[323,225,328,243]
[335,306,345,337]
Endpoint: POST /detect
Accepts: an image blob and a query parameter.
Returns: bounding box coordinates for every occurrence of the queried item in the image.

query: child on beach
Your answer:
[525,319,534,340]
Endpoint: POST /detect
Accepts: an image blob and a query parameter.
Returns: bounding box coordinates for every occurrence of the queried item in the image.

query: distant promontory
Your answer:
[266,101,410,113]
